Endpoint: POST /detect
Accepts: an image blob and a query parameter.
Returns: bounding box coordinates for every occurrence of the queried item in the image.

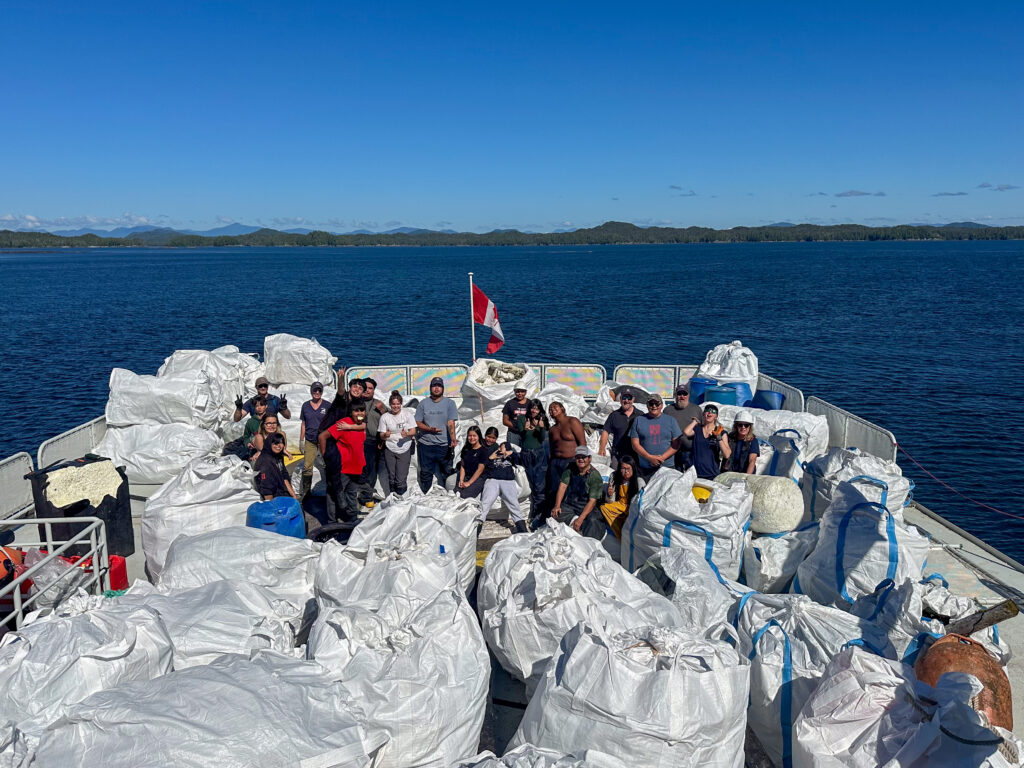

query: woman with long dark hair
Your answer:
[253,432,296,500]
[457,425,488,499]
[517,398,549,518]
[599,455,643,539]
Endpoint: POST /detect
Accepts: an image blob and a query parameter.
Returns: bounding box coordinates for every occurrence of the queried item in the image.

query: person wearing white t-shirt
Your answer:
[378,391,417,495]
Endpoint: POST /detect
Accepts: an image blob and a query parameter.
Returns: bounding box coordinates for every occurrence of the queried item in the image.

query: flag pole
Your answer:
[468,272,476,362]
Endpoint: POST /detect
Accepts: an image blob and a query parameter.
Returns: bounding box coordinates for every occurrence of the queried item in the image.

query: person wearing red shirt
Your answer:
[320,401,368,523]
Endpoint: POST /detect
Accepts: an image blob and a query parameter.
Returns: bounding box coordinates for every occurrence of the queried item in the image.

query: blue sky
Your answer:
[2,1,1022,232]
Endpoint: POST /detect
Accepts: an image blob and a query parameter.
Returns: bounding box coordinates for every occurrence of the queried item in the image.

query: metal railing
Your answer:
[37,416,107,471]
[0,453,35,522]
[805,395,897,462]
[0,516,110,629]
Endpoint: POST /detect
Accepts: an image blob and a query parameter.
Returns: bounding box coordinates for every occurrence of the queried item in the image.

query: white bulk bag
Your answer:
[105,368,226,430]
[794,482,929,607]
[32,652,386,768]
[0,605,172,736]
[621,467,752,581]
[156,526,320,632]
[141,454,260,578]
[95,423,223,485]
[849,578,943,661]
[346,489,480,594]
[536,382,588,421]
[743,524,819,593]
[108,580,295,668]
[716,406,830,465]
[637,547,742,631]
[262,333,337,386]
[460,359,540,416]
[157,348,249,413]
[764,429,807,483]
[460,745,628,767]
[308,590,489,768]
[314,538,461,609]
[695,340,759,394]
[717,472,806,533]
[920,578,1011,665]
[802,446,913,519]
[580,382,619,426]
[477,521,681,691]
[793,646,1024,768]
[734,592,893,768]
[511,623,749,768]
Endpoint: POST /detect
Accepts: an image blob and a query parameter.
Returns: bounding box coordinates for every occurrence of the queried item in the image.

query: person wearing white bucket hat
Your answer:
[723,408,760,474]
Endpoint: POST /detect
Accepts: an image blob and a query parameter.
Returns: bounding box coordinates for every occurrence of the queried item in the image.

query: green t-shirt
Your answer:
[560,466,604,500]
[242,415,262,447]
[517,415,548,450]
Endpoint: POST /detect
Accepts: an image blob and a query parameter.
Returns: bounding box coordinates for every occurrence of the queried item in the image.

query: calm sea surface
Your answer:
[1,242,1022,555]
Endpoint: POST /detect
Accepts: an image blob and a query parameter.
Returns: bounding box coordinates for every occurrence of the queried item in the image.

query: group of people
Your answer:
[236,371,762,540]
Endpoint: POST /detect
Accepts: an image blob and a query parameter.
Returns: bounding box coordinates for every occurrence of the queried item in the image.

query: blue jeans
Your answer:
[417,443,451,493]
[520,446,547,514]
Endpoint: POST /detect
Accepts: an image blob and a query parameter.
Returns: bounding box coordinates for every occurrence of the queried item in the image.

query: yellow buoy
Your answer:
[692,486,712,503]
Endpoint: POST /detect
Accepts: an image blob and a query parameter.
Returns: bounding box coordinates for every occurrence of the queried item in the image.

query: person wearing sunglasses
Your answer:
[683,402,731,479]
[628,393,682,480]
[665,383,702,471]
[233,375,291,422]
[723,409,760,474]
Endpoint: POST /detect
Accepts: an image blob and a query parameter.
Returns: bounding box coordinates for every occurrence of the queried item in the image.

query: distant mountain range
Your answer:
[45,222,460,238]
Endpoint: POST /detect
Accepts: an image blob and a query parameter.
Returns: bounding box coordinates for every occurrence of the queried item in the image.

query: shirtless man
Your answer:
[536,401,586,526]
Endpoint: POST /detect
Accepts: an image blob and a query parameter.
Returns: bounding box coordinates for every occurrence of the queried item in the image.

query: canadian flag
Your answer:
[472,284,505,354]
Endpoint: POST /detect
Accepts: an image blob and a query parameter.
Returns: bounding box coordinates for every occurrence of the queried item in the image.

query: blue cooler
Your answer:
[687,377,717,403]
[246,498,305,539]
[752,389,785,410]
[723,382,753,407]
[703,385,737,406]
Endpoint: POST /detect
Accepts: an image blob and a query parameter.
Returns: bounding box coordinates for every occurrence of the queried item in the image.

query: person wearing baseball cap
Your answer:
[502,384,531,448]
[233,375,291,422]
[550,445,606,539]
[665,383,702,471]
[599,386,639,470]
[629,392,683,480]
[683,401,731,479]
[297,381,329,500]
[414,376,458,492]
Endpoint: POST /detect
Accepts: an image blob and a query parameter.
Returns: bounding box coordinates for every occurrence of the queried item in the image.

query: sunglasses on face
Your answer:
[647,402,662,408]
[737,423,751,428]
[575,457,590,462]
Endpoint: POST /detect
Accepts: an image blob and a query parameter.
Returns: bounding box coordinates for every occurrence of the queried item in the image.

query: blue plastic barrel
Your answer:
[246,497,305,539]
[703,385,737,406]
[752,389,785,411]
[687,377,717,403]
[723,382,753,407]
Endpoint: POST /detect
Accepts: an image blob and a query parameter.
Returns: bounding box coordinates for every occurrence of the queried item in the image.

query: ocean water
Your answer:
[1,241,1022,555]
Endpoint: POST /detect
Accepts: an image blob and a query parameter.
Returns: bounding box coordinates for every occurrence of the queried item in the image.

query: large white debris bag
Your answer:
[107,580,296,668]
[717,471,805,533]
[802,446,913,519]
[308,589,489,768]
[536,382,588,420]
[695,340,759,395]
[848,578,943,661]
[793,646,1024,768]
[635,547,741,631]
[156,526,320,633]
[716,406,830,465]
[105,368,226,430]
[141,454,260,578]
[157,347,250,414]
[477,521,682,692]
[580,382,619,426]
[734,592,894,768]
[94,423,223,486]
[743,524,819,594]
[314,538,461,609]
[0,605,172,737]
[793,481,929,608]
[763,429,807,483]
[459,745,629,767]
[345,490,479,594]
[31,651,387,768]
[460,359,540,416]
[262,332,337,386]
[511,623,749,768]
[621,467,752,581]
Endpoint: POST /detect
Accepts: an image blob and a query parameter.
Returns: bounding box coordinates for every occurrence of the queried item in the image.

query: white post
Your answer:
[468,272,476,362]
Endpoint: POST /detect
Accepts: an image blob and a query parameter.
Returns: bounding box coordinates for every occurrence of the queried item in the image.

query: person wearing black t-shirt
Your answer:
[502,387,531,448]
[598,387,639,469]
[477,427,526,535]
[253,433,296,500]
[457,426,489,499]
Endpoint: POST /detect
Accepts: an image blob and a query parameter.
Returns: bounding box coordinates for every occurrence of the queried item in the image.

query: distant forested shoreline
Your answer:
[2,221,1023,249]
